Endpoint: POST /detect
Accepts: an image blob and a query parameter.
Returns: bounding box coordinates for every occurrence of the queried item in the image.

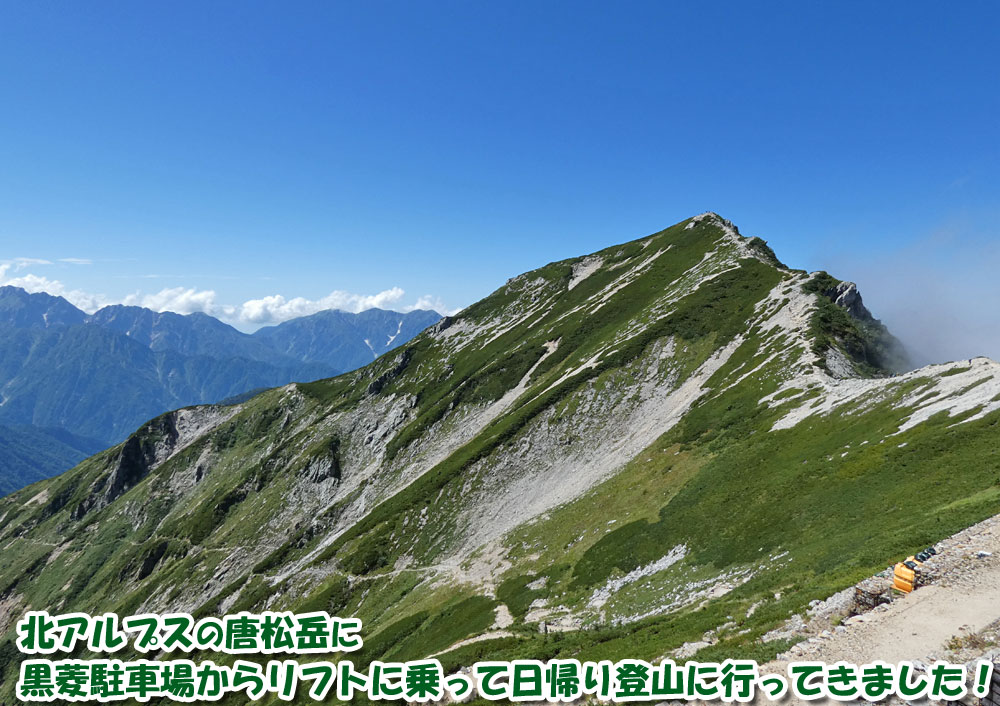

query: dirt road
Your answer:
[756,514,1000,705]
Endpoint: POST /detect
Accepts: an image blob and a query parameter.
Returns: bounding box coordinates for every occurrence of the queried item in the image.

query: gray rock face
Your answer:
[809,274,912,374]
[831,281,874,322]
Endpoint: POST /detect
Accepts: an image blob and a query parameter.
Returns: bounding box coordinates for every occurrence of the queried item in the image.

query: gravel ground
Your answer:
[752,512,1000,706]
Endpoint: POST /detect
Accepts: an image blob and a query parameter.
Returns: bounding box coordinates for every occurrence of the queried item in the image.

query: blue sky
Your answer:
[1,2,998,362]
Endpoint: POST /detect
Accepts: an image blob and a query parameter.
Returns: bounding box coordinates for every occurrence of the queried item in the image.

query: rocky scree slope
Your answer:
[1,214,999,701]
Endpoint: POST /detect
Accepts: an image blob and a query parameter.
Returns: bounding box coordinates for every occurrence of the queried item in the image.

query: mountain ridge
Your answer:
[0,213,997,699]
[0,289,440,494]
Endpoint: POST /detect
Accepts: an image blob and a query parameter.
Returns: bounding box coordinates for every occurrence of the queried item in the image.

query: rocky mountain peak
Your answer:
[0,285,87,328]
[816,278,874,322]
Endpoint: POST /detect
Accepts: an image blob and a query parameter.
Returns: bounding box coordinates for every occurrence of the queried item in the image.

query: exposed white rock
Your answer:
[589,545,688,610]
[568,256,603,290]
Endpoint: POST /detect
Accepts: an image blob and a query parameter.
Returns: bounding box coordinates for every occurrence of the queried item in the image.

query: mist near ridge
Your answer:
[820,226,1000,369]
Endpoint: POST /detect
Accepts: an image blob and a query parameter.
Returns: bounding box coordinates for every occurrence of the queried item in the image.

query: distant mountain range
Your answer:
[0,285,440,493]
[0,424,106,496]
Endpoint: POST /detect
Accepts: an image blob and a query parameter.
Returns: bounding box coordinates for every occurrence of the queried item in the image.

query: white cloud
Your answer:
[63,289,120,313]
[4,256,92,268]
[238,287,407,324]
[1,260,457,324]
[403,294,460,315]
[13,257,53,270]
[136,287,223,316]
[0,271,117,312]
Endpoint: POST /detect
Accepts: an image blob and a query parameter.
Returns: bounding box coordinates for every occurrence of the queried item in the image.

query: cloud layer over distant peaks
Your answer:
[0,263,120,313]
[0,259,456,326]
[238,288,407,323]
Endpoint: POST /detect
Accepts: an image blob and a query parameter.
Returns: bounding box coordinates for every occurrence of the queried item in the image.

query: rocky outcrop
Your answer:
[830,281,874,321]
[366,347,414,396]
[107,416,179,500]
[67,406,237,520]
[429,316,453,335]
[71,414,179,519]
[805,272,911,374]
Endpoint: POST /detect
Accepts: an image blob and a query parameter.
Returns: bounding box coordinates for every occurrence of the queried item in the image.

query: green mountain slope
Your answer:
[1,213,998,702]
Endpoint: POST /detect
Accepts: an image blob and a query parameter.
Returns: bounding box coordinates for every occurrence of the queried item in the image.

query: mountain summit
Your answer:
[1,213,997,692]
